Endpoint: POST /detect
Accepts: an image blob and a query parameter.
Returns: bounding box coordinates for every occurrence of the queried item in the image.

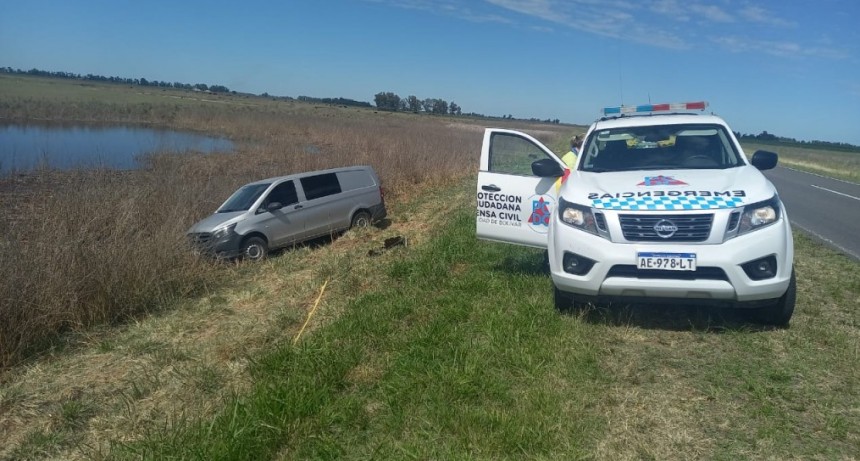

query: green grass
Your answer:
[114,201,609,460]
[742,141,860,183]
[103,180,860,460]
[1,75,857,459]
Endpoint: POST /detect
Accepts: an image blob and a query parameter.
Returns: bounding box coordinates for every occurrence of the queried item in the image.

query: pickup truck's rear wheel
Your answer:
[241,236,268,261]
[751,270,796,327]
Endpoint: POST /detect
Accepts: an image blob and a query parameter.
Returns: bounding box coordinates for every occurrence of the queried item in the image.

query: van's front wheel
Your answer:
[351,211,372,229]
[241,236,268,261]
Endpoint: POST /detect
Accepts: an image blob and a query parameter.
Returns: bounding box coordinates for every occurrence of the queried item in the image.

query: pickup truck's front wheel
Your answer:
[554,286,570,311]
[554,287,594,312]
[751,270,796,327]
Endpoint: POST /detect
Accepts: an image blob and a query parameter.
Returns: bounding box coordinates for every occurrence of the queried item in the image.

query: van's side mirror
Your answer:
[267,202,282,212]
[532,158,564,177]
[751,150,778,171]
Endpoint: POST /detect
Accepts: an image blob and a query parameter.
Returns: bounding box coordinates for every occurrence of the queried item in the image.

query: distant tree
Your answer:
[756,130,777,141]
[449,102,461,116]
[432,99,448,115]
[406,95,421,113]
[422,98,435,113]
[374,91,401,111]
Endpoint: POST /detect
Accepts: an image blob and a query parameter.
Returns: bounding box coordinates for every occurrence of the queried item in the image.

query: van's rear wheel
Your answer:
[351,211,372,229]
[241,236,268,261]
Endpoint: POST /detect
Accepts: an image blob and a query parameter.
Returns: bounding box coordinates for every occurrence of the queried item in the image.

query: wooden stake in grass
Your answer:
[293,279,329,345]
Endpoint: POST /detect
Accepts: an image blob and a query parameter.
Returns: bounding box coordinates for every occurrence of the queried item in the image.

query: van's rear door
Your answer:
[476,129,565,249]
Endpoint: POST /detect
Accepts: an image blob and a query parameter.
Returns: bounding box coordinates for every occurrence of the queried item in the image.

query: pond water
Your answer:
[0,124,234,174]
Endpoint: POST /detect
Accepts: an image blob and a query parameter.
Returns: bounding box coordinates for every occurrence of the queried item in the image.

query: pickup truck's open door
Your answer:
[476,128,566,248]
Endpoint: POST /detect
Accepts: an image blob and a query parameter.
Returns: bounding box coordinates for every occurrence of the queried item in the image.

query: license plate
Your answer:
[637,252,697,271]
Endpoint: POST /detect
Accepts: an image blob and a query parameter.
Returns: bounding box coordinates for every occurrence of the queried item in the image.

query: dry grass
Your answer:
[0,177,472,460]
[741,141,860,183]
[3,75,560,369]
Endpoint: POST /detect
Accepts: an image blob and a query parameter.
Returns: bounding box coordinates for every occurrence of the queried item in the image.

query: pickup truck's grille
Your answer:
[726,210,742,232]
[619,213,713,242]
[607,265,729,281]
[594,212,608,232]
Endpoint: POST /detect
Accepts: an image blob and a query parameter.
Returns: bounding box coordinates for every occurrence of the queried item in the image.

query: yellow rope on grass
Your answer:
[293,279,329,345]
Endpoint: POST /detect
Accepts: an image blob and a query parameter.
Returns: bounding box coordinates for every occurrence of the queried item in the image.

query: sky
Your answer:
[2,0,859,145]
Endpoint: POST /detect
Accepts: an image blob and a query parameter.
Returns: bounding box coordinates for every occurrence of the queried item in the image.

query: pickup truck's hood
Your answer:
[562,167,774,211]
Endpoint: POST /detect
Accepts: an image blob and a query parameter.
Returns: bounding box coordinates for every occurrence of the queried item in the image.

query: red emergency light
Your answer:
[603,101,708,116]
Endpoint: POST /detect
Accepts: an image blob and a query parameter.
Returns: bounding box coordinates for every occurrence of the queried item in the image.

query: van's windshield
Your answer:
[217,183,271,213]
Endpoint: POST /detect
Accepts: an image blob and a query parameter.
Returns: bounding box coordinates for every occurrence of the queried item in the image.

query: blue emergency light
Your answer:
[603,101,708,116]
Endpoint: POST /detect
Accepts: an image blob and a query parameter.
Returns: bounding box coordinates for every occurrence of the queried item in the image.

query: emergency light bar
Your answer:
[603,101,708,116]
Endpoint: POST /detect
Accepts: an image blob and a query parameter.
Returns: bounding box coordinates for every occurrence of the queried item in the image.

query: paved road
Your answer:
[764,166,860,260]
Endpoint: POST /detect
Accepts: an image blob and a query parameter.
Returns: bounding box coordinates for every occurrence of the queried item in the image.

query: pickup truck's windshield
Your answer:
[580,123,743,172]
[217,183,271,213]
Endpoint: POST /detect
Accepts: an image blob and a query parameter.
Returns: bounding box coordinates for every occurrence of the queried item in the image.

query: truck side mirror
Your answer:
[532,158,564,177]
[751,150,778,171]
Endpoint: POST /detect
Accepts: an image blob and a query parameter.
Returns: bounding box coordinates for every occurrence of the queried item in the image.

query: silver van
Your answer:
[187,165,387,260]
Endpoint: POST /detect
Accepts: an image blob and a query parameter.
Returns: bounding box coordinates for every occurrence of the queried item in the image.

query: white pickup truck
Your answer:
[476,102,795,326]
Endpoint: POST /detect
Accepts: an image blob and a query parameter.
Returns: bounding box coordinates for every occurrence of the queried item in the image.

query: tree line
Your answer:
[1,66,233,94]
[373,91,561,123]
[374,92,461,115]
[2,66,566,124]
[734,130,860,153]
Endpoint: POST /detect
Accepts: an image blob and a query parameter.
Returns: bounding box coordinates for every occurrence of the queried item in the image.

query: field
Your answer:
[0,76,858,460]
[741,141,860,183]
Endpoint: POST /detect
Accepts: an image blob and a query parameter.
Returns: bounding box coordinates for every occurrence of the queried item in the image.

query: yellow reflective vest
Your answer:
[561,149,577,168]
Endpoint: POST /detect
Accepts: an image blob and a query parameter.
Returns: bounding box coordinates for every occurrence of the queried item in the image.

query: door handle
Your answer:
[481,184,501,192]
[294,204,303,209]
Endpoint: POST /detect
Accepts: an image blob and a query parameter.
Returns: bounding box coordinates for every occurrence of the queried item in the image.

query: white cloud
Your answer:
[650,0,691,21]
[483,0,567,22]
[712,36,849,59]
[689,4,734,23]
[366,0,512,23]
[485,0,690,48]
[739,6,795,27]
[371,0,847,59]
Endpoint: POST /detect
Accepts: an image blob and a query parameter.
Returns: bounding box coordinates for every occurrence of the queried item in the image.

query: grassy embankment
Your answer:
[0,74,573,369]
[108,195,859,461]
[1,75,857,459]
[741,141,860,183]
[5,176,857,460]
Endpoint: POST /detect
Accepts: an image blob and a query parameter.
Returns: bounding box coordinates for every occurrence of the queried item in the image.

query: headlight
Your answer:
[738,196,781,235]
[212,223,237,239]
[558,198,599,235]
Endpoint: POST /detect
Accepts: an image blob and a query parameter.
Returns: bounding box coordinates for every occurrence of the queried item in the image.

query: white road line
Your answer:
[810,184,860,202]
[791,222,860,261]
[783,166,860,186]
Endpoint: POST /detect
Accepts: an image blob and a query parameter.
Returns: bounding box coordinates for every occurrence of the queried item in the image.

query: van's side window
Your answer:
[266,180,298,208]
[301,173,342,200]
